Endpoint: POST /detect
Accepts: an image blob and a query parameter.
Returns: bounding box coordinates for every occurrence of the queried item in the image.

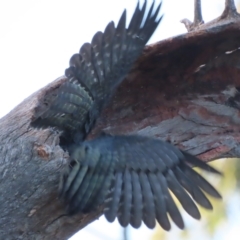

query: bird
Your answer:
[32,0,222,231]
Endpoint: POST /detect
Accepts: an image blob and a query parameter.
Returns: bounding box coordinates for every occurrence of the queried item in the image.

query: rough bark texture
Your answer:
[1,12,240,240]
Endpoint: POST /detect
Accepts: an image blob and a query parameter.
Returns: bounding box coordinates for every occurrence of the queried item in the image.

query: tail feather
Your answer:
[174,167,213,209]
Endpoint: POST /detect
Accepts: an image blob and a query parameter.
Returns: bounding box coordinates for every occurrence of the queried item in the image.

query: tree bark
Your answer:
[1,18,240,240]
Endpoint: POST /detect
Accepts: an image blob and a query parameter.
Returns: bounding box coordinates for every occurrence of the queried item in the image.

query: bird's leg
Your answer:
[181,0,204,32]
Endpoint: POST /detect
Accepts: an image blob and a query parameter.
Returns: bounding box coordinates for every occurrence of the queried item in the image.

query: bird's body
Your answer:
[32,0,221,231]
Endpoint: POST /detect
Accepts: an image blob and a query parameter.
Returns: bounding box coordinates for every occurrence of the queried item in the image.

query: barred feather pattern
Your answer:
[32,0,163,145]
[60,135,221,230]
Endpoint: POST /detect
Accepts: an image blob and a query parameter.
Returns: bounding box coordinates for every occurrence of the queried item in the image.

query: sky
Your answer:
[0,0,237,240]
[0,0,225,118]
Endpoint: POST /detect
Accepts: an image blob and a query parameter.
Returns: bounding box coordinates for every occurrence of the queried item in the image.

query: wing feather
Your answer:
[148,172,170,230]
[59,159,81,198]
[139,172,156,229]
[157,172,184,229]
[166,169,200,219]
[174,166,213,209]
[130,171,143,228]
[118,169,132,227]
[66,165,88,213]
[181,164,221,198]
[105,172,123,222]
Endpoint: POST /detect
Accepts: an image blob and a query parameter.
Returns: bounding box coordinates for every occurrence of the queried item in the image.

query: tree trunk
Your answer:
[1,18,240,240]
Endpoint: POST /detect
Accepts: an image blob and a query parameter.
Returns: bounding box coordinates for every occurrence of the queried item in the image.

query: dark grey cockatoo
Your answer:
[32,0,221,231]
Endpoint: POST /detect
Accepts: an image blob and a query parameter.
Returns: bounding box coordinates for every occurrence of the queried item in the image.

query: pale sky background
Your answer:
[0,0,239,240]
[0,0,226,118]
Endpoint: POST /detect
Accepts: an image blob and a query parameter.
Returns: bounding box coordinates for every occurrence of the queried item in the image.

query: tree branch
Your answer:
[2,13,240,240]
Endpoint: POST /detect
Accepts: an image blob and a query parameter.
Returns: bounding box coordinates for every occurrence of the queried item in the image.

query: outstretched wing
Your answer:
[32,1,162,145]
[60,134,221,230]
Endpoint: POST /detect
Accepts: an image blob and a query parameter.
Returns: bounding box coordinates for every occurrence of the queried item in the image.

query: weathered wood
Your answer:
[93,19,240,161]
[181,0,240,32]
[0,78,104,239]
[1,15,240,240]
